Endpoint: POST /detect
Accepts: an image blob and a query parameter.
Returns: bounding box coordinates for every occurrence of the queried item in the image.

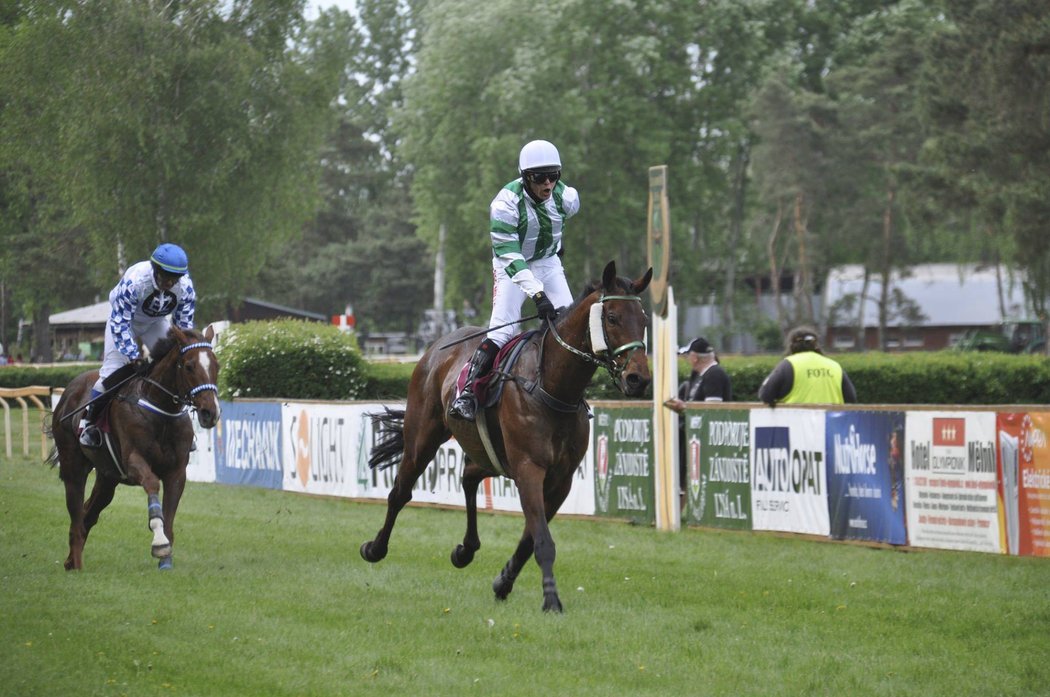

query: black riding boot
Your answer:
[78,401,102,448]
[448,339,500,421]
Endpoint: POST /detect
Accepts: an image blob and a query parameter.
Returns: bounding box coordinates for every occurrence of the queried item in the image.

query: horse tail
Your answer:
[367,407,406,470]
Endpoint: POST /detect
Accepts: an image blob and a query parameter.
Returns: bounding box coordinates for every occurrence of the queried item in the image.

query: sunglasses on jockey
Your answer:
[524,169,561,185]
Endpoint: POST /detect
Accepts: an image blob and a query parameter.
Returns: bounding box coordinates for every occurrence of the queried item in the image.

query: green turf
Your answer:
[1,411,1048,696]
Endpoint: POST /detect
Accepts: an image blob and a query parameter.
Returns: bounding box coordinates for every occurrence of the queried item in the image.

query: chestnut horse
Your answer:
[49,325,221,570]
[363,261,652,612]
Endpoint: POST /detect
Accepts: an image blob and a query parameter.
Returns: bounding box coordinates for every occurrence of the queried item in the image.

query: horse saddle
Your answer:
[455,330,537,410]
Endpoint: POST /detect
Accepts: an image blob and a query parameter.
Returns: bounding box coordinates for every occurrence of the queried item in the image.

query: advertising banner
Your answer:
[749,409,829,536]
[186,415,217,483]
[213,401,283,489]
[592,406,655,522]
[997,412,1050,557]
[282,402,378,498]
[904,411,1001,553]
[683,409,751,530]
[825,411,907,544]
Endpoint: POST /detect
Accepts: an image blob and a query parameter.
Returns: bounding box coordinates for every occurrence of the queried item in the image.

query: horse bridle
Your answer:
[545,292,647,382]
[138,341,219,414]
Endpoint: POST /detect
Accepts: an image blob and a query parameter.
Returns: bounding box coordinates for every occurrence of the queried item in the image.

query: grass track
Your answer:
[1,411,1049,696]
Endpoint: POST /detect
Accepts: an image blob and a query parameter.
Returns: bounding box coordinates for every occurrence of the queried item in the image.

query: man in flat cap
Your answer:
[664,336,733,500]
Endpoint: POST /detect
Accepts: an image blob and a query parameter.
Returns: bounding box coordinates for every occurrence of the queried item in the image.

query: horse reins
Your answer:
[544,293,646,382]
[135,340,219,415]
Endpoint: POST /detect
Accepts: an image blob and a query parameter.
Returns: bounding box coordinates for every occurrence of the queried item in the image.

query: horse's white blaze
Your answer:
[198,352,213,376]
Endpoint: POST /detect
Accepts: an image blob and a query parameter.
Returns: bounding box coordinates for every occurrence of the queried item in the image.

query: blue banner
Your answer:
[214,401,284,489]
[825,411,907,544]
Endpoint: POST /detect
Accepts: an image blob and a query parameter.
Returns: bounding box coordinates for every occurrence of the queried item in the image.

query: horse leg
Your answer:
[492,531,534,602]
[451,460,486,568]
[60,463,90,571]
[157,469,187,570]
[493,465,575,612]
[81,473,119,541]
[361,418,447,564]
[124,452,171,561]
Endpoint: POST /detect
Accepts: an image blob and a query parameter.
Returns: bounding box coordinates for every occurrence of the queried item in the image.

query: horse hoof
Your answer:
[492,574,512,600]
[542,595,564,613]
[152,544,172,559]
[360,541,385,563]
[450,545,475,569]
[158,557,173,571]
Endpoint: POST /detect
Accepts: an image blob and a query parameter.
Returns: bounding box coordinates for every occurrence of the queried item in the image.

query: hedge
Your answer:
[719,351,1050,405]
[7,321,1048,405]
[215,319,367,401]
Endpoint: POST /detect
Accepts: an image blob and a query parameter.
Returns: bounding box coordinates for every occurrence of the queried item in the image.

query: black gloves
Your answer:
[532,291,557,321]
[132,357,153,376]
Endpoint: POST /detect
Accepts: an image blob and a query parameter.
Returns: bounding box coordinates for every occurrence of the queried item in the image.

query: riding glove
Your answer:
[532,291,557,321]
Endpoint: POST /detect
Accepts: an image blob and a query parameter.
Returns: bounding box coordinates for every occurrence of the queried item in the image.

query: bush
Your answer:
[714,351,1050,405]
[216,320,367,401]
[0,364,95,389]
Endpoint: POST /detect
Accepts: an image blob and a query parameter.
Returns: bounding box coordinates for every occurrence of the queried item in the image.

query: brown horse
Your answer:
[50,325,221,570]
[363,261,652,612]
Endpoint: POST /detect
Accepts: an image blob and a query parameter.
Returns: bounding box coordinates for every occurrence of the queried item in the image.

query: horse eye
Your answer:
[606,312,620,326]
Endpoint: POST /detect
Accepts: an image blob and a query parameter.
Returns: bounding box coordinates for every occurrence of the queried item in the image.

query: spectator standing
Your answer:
[664,336,733,498]
[758,325,857,406]
[448,139,580,422]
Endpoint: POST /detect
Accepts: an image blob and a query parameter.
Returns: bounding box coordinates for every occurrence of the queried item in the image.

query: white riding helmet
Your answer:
[519,140,562,172]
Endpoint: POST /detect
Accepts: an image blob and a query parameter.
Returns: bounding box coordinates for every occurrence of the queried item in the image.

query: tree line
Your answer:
[1,0,1047,360]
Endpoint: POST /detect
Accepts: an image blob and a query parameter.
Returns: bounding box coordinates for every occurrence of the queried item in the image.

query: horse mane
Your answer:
[150,326,206,362]
[567,274,635,310]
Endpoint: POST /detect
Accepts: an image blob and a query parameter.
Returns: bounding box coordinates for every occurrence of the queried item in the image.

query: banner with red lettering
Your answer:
[996,412,1050,557]
[904,411,1001,553]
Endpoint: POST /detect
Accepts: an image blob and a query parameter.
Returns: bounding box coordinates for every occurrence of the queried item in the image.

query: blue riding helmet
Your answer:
[150,243,189,275]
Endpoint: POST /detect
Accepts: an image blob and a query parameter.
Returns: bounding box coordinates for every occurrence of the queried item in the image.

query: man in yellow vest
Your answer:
[758,326,857,406]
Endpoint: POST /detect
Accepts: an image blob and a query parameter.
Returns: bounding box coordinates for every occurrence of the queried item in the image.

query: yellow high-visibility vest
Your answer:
[783,352,845,404]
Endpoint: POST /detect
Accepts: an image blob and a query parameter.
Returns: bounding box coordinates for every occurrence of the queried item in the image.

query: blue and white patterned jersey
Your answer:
[490,178,580,297]
[107,261,196,360]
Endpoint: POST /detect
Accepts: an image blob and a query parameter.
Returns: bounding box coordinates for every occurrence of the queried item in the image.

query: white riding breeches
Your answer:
[92,318,172,393]
[487,256,572,346]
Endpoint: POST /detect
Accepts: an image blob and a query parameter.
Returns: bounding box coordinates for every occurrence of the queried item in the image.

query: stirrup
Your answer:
[448,393,477,421]
[79,426,102,449]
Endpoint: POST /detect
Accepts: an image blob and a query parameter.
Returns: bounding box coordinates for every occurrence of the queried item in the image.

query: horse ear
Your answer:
[632,267,653,294]
[602,260,617,290]
[204,324,215,342]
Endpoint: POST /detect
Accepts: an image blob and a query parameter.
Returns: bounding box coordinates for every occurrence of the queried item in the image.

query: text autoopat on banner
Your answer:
[749,408,829,536]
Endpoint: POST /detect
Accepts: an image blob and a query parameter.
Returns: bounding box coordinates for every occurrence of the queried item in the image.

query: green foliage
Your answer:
[216,320,366,400]
[363,360,416,400]
[3,436,1050,697]
[0,0,345,354]
[690,352,1050,405]
[0,364,93,390]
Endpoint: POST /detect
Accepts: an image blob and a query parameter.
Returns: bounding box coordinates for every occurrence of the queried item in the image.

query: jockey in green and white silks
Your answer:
[488,178,579,345]
[448,139,580,422]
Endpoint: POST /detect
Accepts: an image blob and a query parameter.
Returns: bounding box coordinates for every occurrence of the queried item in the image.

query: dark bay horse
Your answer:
[363,261,652,612]
[49,325,221,570]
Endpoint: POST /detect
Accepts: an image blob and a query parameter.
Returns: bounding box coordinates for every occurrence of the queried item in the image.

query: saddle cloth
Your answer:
[454,331,537,409]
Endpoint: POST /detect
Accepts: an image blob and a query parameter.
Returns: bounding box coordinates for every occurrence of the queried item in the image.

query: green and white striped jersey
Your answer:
[490,178,580,296]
